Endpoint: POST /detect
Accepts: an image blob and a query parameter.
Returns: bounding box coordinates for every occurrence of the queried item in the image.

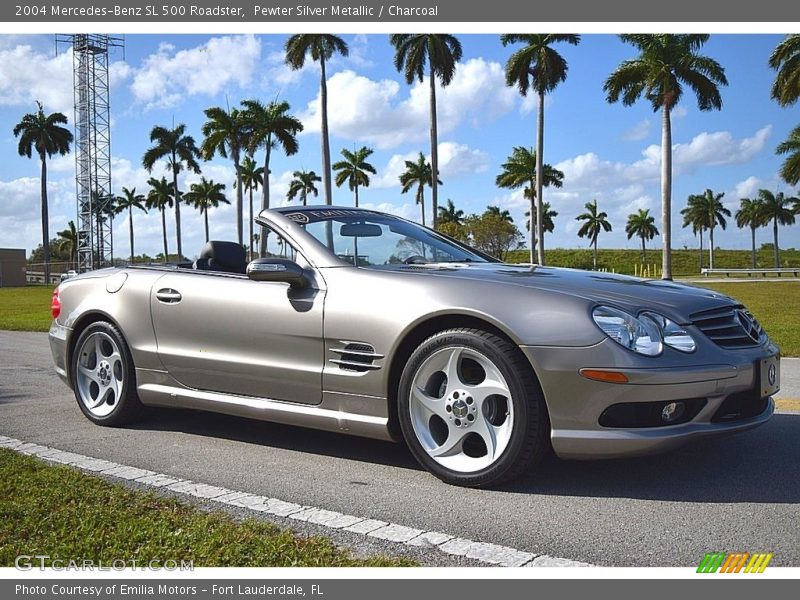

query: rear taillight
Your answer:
[51,288,61,320]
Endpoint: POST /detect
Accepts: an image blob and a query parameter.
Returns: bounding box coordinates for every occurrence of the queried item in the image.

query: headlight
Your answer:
[592,305,663,356]
[641,312,697,353]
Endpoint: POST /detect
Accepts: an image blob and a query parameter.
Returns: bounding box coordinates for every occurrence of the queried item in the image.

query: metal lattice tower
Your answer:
[56,34,123,272]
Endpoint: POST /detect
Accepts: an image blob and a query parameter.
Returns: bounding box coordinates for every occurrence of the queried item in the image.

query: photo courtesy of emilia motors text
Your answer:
[0,0,799,597]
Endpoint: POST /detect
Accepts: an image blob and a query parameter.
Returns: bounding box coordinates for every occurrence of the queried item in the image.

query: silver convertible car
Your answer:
[49,206,779,487]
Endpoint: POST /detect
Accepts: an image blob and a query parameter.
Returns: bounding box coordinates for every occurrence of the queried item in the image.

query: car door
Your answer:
[149,268,325,405]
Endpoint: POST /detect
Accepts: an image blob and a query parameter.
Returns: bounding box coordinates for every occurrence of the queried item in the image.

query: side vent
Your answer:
[330,342,383,373]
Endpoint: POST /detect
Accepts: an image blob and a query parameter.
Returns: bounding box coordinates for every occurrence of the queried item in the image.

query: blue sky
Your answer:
[1,33,799,258]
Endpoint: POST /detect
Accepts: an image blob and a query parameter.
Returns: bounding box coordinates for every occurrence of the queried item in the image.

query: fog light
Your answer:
[661,402,685,423]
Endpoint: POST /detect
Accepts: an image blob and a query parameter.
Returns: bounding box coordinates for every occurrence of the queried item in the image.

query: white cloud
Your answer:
[732,176,762,200]
[130,35,262,109]
[623,118,652,142]
[0,45,74,114]
[300,58,520,150]
[371,142,489,190]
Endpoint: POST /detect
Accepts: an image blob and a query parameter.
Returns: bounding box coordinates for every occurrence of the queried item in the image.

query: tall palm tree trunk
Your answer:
[302,189,307,207]
[320,56,333,205]
[528,178,536,263]
[39,153,50,283]
[592,237,598,270]
[535,89,545,266]
[429,55,439,230]
[750,226,757,269]
[641,236,647,264]
[160,208,168,262]
[234,150,244,246]
[661,104,673,280]
[259,140,273,258]
[709,225,715,269]
[354,183,359,208]
[249,186,254,260]
[773,217,780,268]
[418,186,426,227]
[204,210,210,243]
[698,229,704,271]
[128,207,135,263]
[172,155,182,260]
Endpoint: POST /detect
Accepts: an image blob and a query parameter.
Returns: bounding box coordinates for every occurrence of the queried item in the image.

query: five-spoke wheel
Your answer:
[72,321,142,425]
[399,328,548,487]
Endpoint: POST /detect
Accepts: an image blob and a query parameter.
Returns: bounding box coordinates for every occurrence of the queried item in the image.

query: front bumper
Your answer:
[521,338,778,460]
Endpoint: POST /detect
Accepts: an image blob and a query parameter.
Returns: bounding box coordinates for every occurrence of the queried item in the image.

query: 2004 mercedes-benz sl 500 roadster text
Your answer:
[49,206,780,487]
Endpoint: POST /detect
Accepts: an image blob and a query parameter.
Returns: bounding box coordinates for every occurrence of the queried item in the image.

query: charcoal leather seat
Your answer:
[193,241,247,274]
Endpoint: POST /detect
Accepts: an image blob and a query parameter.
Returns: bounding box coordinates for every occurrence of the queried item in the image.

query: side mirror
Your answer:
[246,258,309,288]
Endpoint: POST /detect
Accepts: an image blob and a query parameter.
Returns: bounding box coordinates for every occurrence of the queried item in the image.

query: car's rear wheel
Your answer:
[72,321,142,426]
[398,328,549,487]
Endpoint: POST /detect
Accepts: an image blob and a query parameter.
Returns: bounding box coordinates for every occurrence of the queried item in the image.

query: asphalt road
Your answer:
[1,331,798,567]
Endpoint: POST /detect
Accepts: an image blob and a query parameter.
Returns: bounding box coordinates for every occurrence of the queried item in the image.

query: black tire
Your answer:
[71,321,143,426]
[398,328,549,488]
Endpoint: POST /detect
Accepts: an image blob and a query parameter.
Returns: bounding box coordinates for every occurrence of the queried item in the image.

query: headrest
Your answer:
[199,241,246,273]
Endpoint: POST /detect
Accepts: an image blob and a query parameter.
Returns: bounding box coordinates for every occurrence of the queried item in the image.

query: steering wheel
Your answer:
[403,255,429,265]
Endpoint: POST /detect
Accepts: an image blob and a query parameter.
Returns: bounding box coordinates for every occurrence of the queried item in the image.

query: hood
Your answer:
[380,263,735,323]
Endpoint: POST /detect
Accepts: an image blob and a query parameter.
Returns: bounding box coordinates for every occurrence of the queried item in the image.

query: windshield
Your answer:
[282,209,488,267]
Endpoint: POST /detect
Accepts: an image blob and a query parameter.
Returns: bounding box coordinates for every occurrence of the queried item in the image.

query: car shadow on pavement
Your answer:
[130,406,421,470]
[502,413,800,503]
[130,408,799,503]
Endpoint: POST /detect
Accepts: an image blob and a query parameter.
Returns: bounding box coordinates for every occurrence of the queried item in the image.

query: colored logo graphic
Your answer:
[697,552,773,573]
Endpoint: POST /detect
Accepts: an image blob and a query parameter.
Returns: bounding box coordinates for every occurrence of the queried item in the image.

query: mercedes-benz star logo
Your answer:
[768,363,777,387]
[736,310,761,343]
[452,399,468,419]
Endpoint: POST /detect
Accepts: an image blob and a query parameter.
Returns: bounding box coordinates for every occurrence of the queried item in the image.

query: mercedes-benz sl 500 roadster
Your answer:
[49,206,779,487]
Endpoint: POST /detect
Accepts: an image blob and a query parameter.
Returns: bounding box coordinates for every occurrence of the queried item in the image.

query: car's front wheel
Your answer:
[72,321,142,426]
[398,328,549,487]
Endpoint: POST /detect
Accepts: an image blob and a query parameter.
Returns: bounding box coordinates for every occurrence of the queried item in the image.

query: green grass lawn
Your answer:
[692,281,800,357]
[0,285,53,332]
[0,449,412,567]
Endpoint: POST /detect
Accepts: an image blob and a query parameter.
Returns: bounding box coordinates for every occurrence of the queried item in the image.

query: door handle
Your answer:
[155,288,182,303]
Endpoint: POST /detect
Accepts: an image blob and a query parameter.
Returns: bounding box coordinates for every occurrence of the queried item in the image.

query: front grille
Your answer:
[690,305,764,349]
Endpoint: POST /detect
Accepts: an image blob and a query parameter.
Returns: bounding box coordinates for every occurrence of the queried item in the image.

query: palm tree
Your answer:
[501,34,580,266]
[438,199,465,226]
[680,193,710,271]
[242,98,302,256]
[286,170,322,206]
[142,124,202,260]
[484,205,514,223]
[576,200,613,270]
[201,106,249,245]
[769,34,800,107]
[495,146,564,261]
[735,197,766,269]
[13,101,73,282]
[604,35,727,280]
[689,189,730,269]
[776,125,800,187]
[285,35,349,204]
[400,153,441,227]
[146,176,175,262]
[391,34,463,229]
[114,187,147,264]
[626,208,660,264]
[757,189,798,268]
[333,146,377,207]
[239,156,264,259]
[183,177,230,243]
[57,220,78,270]
[524,202,559,236]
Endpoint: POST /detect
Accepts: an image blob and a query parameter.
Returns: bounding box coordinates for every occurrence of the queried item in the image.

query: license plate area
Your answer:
[759,355,780,397]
